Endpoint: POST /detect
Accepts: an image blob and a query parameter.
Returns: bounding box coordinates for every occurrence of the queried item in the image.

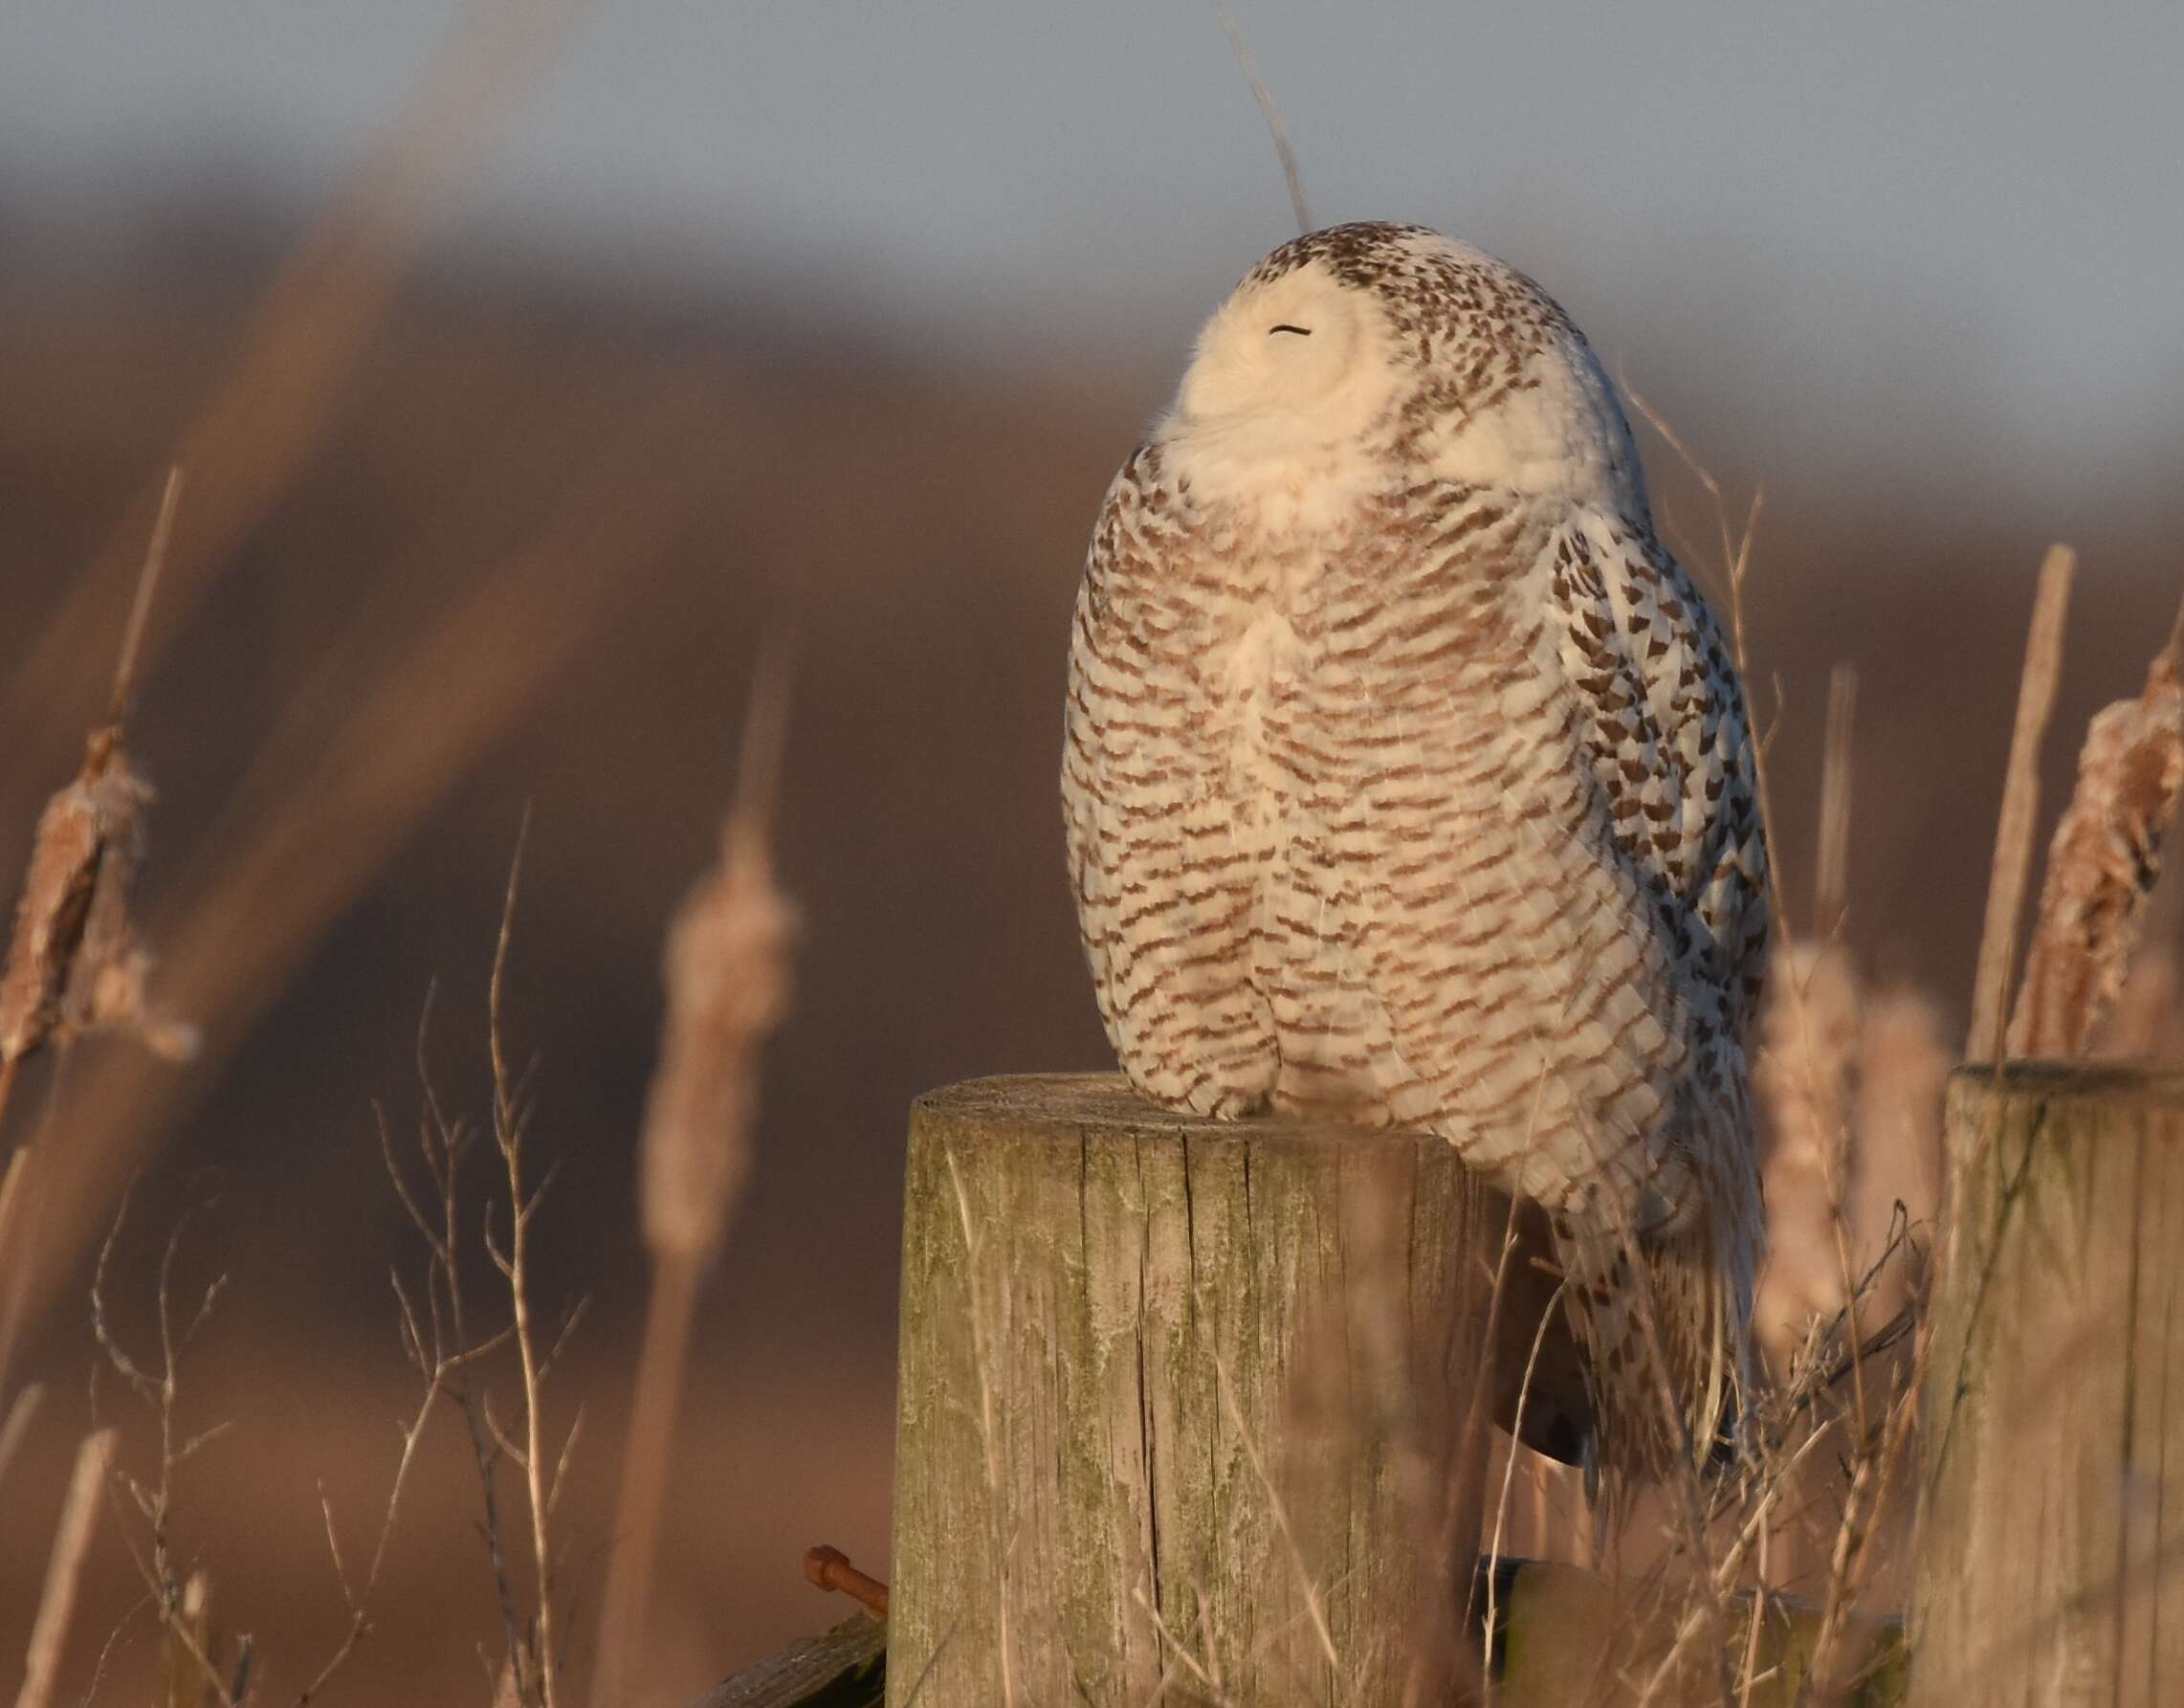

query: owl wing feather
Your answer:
[1552,514,1770,1053]
[1545,512,1770,1468]
[1286,493,1768,1471]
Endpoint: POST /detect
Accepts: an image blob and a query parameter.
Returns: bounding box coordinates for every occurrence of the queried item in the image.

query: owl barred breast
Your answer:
[1061,222,1769,1475]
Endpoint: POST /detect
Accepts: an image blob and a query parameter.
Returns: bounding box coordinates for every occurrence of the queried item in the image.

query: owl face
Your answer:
[1174,260,1400,446]
[1160,223,1649,521]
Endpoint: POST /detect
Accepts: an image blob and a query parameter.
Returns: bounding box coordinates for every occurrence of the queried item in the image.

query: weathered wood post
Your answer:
[1912,1064,2184,1705]
[887,1075,1506,1707]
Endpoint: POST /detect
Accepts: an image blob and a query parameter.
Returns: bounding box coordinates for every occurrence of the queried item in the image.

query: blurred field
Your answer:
[4,187,2183,1702]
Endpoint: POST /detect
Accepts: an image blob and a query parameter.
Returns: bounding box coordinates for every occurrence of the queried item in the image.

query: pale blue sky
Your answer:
[6,2,2180,514]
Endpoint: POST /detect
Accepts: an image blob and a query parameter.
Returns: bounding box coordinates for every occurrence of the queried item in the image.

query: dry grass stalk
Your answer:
[0,469,191,1131]
[0,1380,42,1495]
[0,742,157,1085]
[1849,985,1950,1292]
[380,934,585,1708]
[1754,940,1862,1367]
[1754,660,1863,1383]
[14,420,704,1339]
[1814,665,1858,939]
[1,472,189,1433]
[591,655,798,1708]
[1209,3,1313,234]
[1966,543,2076,1059]
[12,1428,117,1708]
[1608,399,1939,1702]
[0,1147,35,1401]
[475,831,584,1708]
[0,1,588,785]
[298,1181,518,1705]
[382,1001,532,1697]
[159,1571,248,1708]
[2007,596,2184,1056]
[91,1199,242,1708]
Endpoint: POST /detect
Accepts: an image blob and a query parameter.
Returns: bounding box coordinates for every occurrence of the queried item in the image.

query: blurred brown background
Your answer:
[4,2,2183,1701]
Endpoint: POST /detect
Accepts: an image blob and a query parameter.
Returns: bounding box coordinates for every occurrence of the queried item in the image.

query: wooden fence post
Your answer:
[1912,1064,2184,1705]
[886,1074,1504,1708]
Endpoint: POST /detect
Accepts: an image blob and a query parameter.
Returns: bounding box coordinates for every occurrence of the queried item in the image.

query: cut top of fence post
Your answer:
[1914,1060,2184,1708]
[886,1072,1509,1708]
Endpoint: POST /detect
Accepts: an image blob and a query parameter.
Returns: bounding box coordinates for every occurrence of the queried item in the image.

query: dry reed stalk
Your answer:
[0,743,156,1081]
[0,1147,34,1401]
[589,655,798,1708]
[1849,984,1951,1293]
[13,427,703,1338]
[12,1429,116,1708]
[0,470,190,1131]
[0,1381,42,1496]
[1754,663,1864,1372]
[1,474,188,1424]
[1814,664,1858,938]
[1966,544,2076,1059]
[0,0,587,793]
[2006,597,2184,1055]
[1754,940,1862,1366]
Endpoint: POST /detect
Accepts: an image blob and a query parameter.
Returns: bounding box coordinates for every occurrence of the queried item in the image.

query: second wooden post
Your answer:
[1912,1064,2184,1705]
[887,1074,1506,1707]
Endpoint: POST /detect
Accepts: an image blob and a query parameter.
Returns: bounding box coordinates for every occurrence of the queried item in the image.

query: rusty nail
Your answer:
[803,1544,890,1618]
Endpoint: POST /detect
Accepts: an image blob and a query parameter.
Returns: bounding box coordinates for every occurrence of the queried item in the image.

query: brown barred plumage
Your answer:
[1062,223,1769,1480]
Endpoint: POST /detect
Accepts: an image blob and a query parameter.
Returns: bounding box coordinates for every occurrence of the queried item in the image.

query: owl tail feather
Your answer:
[1550,1197,1754,1492]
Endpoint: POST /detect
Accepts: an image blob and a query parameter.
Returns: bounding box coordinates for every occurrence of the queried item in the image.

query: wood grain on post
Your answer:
[886,1074,1505,1708]
[1913,1064,2184,1706]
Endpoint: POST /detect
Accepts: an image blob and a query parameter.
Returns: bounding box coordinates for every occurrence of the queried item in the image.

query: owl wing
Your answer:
[1525,513,1771,1468]
[1548,513,1770,1054]
[1280,491,1766,1468]
[1288,492,1766,1223]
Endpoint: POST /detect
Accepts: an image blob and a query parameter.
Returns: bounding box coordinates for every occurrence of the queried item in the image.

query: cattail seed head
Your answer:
[637,816,797,1265]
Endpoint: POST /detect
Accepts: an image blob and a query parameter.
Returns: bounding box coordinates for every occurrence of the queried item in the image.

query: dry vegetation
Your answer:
[7,17,2184,1708]
[3,505,801,1706]
[8,322,2177,1705]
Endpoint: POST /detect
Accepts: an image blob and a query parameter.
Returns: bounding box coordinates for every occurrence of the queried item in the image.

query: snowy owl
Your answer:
[1061,221,1769,1478]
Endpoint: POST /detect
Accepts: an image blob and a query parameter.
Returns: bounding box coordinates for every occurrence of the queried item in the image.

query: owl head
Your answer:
[1165,221,1647,519]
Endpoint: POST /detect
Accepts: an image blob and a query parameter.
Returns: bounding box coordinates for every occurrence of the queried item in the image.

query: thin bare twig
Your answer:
[388,991,530,1694]
[1209,3,1313,233]
[297,1284,504,1704]
[486,819,563,1708]
[89,1193,240,1708]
